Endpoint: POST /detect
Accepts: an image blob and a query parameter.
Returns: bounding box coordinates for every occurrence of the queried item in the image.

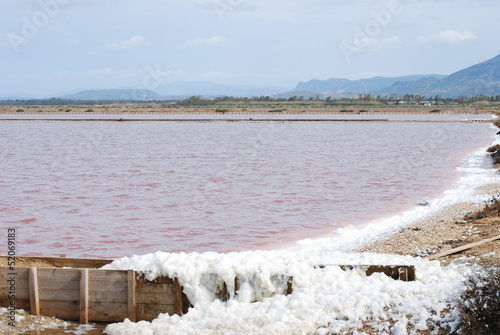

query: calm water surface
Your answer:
[0,115,495,257]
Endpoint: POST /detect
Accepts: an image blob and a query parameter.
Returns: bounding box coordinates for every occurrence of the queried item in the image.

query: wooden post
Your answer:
[80,269,89,324]
[286,276,293,295]
[29,268,40,316]
[174,278,183,316]
[127,270,136,322]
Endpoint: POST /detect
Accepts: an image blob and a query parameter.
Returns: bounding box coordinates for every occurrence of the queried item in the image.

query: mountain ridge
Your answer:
[294,74,447,94]
[60,89,165,101]
[293,54,500,98]
[379,54,500,97]
[5,54,499,100]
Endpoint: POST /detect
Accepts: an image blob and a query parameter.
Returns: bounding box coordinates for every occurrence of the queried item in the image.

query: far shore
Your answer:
[0,108,497,114]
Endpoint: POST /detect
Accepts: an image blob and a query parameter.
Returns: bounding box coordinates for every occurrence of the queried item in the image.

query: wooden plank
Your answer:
[87,281,128,293]
[80,269,89,324]
[39,300,79,321]
[135,292,176,305]
[136,304,176,322]
[0,285,30,298]
[88,302,128,322]
[135,284,175,295]
[316,265,416,282]
[0,256,114,269]
[37,268,80,291]
[174,278,183,315]
[363,265,416,282]
[128,270,136,322]
[427,235,500,260]
[135,281,175,294]
[137,276,174,285]
[29,268,40,315]
[0,268,30,303]
[39,289,80,301]
[37,279,80,291]
[0,281,30,290]
[89,270,128,282]
[0,267,29,279]
[0,298,30,310]
[88,290,127,304]
[37,268,81,281]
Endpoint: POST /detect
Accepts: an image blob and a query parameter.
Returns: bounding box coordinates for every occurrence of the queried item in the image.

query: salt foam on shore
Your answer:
[104,251,472,335]
[104,131,500,334]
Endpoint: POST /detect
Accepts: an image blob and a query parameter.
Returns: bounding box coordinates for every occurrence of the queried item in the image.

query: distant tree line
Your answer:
[1,94,499,107]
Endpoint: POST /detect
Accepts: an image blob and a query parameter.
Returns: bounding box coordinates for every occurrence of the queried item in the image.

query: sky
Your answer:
[0,0,499,97]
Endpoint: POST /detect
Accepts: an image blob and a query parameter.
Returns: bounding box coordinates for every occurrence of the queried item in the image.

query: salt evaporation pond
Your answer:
[0,114,496,257]
[2,113,500,333]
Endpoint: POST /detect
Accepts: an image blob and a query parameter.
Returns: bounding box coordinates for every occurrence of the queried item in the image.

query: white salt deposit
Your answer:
[105,252,472,334]
[103,125,500,334]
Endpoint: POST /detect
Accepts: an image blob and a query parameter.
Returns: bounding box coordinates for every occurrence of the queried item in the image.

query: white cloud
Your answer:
[418,29,477,46]
[105,35,148,49]
[183,36,229,47]
[66,38,78,45]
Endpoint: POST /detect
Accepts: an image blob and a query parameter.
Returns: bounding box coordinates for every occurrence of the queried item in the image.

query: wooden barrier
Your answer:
[215,275,294,302]
[0,266,190,323]
[2,256,114,269]
[1,257,415,325]
[316,265,416,282]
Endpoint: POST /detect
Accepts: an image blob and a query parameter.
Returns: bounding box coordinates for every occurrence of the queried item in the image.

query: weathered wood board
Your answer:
[0,266,189,324]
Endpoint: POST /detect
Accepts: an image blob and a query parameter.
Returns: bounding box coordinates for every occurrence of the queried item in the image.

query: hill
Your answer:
[381,54,500,97]
[292,54,500,98]
[293,75,446,95]
[155,81,290,97]
[59,89,165,100]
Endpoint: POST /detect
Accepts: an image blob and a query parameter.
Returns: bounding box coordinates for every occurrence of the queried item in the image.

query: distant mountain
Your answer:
[378,76,442,96]
[380,54,500,97]
[293,75,447,95]
[0,95,35,100]
[59,89,165,100]
[156,81,290,97]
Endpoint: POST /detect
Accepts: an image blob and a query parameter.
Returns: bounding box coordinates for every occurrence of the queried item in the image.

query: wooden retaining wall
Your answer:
[317,265,416,282]
[1,257,416,324]
[0,267,190,323]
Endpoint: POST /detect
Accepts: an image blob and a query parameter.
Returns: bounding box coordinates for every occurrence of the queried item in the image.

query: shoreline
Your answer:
[3,184,499,334]
[356,182,500,266]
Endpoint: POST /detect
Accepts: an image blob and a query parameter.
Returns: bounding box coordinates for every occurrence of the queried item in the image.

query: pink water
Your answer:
[0,116,495,257]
